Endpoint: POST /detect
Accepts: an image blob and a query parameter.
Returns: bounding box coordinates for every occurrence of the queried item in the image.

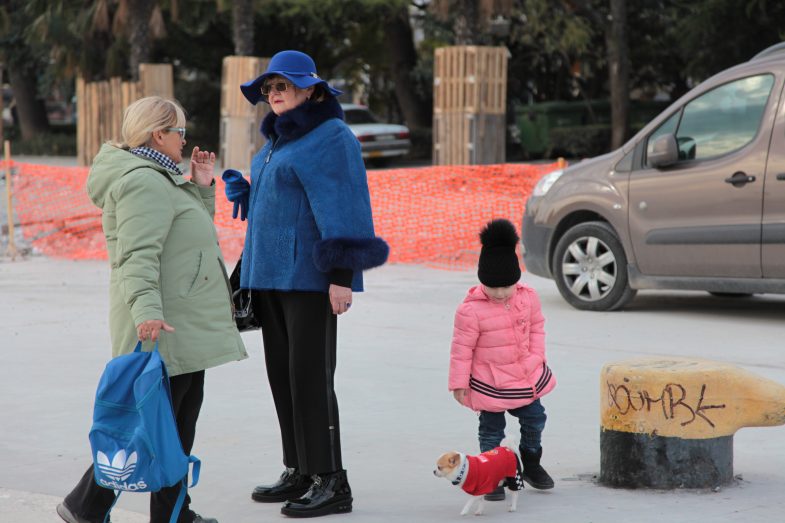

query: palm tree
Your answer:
[0,0,51,139]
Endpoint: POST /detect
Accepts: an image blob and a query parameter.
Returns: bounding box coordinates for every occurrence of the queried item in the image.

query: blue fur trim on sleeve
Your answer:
[313,237,390,272]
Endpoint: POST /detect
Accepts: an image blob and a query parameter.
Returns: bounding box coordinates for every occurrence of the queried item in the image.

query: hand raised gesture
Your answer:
[190,146,216,187]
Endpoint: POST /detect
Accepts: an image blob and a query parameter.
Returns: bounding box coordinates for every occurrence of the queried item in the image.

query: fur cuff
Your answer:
[313,237,389,272]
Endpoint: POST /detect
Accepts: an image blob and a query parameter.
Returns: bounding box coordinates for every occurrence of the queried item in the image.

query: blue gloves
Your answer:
[222,169,250,221]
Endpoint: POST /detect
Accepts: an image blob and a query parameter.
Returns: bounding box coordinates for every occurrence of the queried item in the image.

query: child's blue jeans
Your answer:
[478,399,546,454]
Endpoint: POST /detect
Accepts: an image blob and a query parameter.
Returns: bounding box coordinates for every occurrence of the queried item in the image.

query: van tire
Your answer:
[552,221,636,311]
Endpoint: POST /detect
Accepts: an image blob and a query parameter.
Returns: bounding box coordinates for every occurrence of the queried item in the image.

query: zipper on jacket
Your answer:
[244,136,280,273]
[265,136,280,164]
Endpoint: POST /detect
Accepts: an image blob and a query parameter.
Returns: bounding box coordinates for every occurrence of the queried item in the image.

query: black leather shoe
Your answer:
[483,485,505,501]
[521,447,555,490]
[280,470,353,518]
[252,468,312,502]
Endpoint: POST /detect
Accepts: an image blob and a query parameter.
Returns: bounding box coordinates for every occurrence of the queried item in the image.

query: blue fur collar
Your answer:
[261,97,344,141]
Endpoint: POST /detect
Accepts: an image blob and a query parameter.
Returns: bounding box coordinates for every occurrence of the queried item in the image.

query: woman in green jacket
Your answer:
[56,96,247,523]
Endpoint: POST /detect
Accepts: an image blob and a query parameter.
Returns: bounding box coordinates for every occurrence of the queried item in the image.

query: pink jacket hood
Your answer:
[449,283,555,412]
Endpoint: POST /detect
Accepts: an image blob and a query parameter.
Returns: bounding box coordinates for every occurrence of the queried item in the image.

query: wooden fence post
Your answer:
[4,140,17,259]
[219,56,270,173]
[77,65,173,166]
[433,46,508,166]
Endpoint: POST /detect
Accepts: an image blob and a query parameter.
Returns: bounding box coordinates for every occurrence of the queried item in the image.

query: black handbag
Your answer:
[229,254,261,332]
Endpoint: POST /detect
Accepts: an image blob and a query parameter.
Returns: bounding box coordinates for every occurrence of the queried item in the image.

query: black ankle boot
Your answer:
[521,447,554,489]
[483,485,506,501]
[280,469,353,518]
[252,468,312,502]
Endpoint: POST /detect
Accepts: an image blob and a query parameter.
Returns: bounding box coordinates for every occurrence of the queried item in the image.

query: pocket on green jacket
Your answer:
[182,250,209,297]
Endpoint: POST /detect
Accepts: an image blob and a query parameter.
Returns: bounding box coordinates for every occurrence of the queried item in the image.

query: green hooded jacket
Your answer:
[87,144,247,376]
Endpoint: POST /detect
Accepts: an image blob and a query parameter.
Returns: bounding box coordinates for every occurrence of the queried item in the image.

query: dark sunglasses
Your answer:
[261,81,291,96]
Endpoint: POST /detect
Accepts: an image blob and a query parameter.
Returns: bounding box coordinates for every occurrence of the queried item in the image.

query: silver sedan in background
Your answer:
[341,103,411,165]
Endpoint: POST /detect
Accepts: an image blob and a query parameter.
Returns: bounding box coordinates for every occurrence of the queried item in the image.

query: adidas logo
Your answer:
[96,449,137,481]
[96,449,148,491]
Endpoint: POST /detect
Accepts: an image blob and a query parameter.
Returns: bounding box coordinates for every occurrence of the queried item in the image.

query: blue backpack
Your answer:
[89,341,200,523]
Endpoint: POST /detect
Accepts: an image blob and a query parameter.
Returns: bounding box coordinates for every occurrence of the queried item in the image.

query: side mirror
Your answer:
[648,134,679,168]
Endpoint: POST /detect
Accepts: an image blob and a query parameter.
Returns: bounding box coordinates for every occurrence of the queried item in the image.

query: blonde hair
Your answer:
[117,96,186,149]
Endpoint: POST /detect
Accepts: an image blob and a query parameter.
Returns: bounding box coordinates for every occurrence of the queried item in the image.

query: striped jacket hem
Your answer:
[469,364,553,400]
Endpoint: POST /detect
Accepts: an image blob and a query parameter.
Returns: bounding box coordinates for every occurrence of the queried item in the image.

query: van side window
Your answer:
[648,74,774,166]
[615,149,634,172]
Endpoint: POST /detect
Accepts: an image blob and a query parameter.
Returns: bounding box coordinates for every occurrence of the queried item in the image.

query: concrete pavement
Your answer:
[2,257,785,522]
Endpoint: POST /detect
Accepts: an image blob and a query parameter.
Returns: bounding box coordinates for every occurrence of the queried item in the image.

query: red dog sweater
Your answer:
[457,447,523,496]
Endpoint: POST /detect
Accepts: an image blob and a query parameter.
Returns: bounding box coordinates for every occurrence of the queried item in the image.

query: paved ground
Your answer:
[2,256,785,522]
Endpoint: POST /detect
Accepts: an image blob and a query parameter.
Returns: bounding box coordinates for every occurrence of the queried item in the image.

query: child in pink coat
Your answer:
[449,219,556,499]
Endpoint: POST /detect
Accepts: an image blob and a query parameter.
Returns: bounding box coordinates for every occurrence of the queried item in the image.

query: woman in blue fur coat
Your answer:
[223,50,388,518]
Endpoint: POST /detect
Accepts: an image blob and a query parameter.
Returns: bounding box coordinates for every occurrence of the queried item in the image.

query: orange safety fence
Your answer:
[11,161,561,269]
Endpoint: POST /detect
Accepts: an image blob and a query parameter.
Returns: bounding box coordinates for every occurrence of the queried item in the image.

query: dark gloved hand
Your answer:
[222,169,250,221]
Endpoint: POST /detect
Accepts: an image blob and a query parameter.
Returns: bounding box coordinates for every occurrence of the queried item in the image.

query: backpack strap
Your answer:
[188,455,201,487]
[168,457,201,523]
[169,478,188,523]
[132,340,159,353]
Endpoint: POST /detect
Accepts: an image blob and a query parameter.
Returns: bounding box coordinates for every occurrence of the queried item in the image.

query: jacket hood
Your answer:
[464,283,524,302]
[87,144,181,209]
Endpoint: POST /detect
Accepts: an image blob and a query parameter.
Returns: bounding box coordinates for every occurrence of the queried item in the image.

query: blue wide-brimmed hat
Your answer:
[240,50,342,105]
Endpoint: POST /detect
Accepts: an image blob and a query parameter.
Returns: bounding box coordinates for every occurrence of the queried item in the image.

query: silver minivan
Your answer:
[522,43,785,311]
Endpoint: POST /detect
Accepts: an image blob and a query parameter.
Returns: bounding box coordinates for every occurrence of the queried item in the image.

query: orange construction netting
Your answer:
[11,161,560,270]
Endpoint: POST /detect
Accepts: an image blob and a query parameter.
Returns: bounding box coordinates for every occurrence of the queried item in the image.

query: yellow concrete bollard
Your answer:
[600,357,785,488]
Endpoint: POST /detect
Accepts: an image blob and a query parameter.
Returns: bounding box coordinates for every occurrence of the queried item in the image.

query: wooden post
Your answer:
[219,56,270,172]
[433,46,508,166]
[139,63,174,98]
[77,64,173,166]
[4,140,17,259]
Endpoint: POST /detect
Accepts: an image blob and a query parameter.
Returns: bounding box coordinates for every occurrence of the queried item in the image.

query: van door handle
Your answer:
[777,173,785,181]
[724,171,756,187]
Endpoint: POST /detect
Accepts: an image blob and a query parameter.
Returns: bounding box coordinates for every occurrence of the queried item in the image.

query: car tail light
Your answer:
[396,132,410,139]
[357,135,374,142]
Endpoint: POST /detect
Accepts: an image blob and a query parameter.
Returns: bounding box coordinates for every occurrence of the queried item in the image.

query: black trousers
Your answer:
[252,290,342,475]
[64,371,205,523]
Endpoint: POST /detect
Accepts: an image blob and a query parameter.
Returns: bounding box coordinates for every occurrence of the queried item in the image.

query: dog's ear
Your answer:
[448,453,459,466]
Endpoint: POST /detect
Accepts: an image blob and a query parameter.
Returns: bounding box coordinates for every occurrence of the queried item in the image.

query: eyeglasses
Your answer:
[261,81,291,96]
[166,127,186,139]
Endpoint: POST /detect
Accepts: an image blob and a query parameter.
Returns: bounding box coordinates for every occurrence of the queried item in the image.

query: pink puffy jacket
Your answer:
[449,283,555,412]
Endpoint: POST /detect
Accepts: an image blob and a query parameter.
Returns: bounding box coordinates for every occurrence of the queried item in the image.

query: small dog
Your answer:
[434,440,524,516]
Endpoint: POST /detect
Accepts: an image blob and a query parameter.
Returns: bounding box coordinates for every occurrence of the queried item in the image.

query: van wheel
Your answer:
[553,221,636,311]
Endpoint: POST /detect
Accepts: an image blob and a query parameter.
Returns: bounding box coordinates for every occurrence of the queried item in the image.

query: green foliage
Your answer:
[6,125,77,156]
[0,0,50,79]
[174,73,221,153]
[505,0,600,104]
[6,0,785,160]
[549,124,611,158]
[672,0,785,80]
